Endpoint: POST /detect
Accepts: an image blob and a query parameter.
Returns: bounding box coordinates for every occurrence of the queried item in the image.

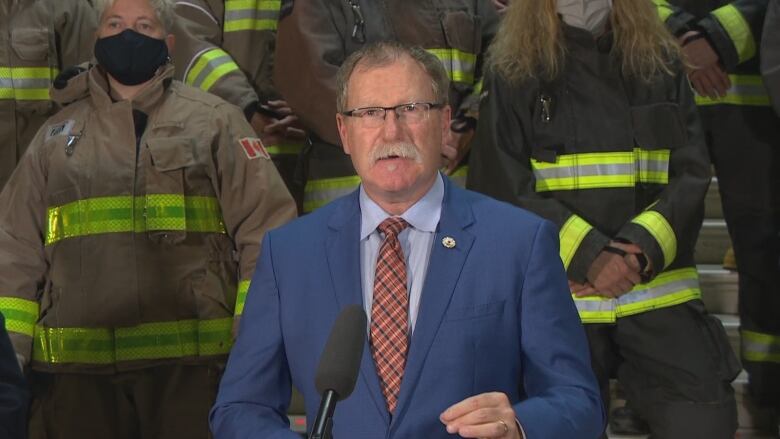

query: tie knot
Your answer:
[378,217,409,237]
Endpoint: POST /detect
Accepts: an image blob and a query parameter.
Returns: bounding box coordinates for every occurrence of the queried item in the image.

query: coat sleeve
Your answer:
[0,130,50,364]
[172,0,261,115]
[209,233,300,439]
[513,221,605,438]
[210,103,297,319]
[697,0,769,69]
[615,71,711,276]
[273,0,345,145]
[0,313,28,439]
[466,73,611,283]
[762,0,780,115]
[52,0,99,68]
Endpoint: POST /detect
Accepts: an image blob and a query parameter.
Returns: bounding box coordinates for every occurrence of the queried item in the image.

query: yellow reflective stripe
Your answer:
[447,165,469,188]
[32,318,233,364]
[695,74,771,106]
[185,48,241,92]
[631,210,676,269]
[46,195,226,245]
[559,215,593,270]
[742,330,780,363]
[0,66,58,101]
[303,175,362,213]
[0,298,39,337]
[425,48,477,84]
[653,0,674,22]
[224,0,280,32]
[531,149,670,192]
[234,280,251,316]
[473,78,484,95]
[574,267,700,323]
[265,143,304,156]
[711,4,756,64]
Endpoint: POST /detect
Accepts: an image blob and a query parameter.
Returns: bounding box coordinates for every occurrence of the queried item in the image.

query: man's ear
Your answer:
[336,113,351,155]
[440,104,452,138]
[165,34,175,54]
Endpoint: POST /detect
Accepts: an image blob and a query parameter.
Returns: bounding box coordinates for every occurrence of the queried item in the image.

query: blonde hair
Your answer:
[489,0,682,83]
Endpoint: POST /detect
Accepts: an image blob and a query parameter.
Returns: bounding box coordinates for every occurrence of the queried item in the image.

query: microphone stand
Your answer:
[309,389,337,439]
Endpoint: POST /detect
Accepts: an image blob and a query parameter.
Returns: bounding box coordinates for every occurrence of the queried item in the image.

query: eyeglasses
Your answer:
[341,102,444,128]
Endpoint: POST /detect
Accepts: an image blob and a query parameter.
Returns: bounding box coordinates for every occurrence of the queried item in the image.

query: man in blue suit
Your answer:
[0,312,29,439]
[210,41,604,439]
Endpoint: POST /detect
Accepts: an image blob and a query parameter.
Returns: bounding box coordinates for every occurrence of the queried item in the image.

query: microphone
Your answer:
[309,305,367,439]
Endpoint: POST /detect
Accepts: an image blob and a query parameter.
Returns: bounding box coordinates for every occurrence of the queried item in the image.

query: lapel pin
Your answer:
[442,236,456,249]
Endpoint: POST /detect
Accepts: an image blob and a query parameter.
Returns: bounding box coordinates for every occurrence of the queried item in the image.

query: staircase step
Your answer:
[705,177,724,219]
[695,219,732,265]
[699,265,739,315]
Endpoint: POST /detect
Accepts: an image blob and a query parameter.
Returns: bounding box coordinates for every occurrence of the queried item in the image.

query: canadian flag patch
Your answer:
[239,137,270,160]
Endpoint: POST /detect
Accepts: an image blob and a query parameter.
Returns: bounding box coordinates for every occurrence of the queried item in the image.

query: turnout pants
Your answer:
[586,300,740,439]
[27,363,222,439]
[701,104,780,407]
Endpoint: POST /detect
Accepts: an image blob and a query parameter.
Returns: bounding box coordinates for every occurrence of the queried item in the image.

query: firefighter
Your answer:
[0,0,98,190]
[0,0,297,437]
[170,0,305,207]
[273,0,499,213]
[467,0,740,437]
[656,0,780,423]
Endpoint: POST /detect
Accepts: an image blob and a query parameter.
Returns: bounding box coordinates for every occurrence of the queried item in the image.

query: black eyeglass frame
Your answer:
[340,102,445,119]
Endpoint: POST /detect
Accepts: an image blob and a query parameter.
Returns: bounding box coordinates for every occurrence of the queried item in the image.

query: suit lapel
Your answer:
[325,192,390,426]
[392,180,475,425]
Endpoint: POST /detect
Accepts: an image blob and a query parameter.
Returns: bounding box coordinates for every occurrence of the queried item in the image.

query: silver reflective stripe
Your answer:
[224,9,278,21]
[0,77,51,89]
[533,163,635,180]
[743,338,780,357]
[638,158,669,175]
[574,299,616,313]
[190,54,233,88]
[616,278,699,306]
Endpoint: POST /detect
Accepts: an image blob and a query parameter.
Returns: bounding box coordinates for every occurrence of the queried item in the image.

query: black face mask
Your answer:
[94,29,169,86]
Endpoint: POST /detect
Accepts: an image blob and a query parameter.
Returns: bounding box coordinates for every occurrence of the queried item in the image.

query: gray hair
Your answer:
[94,0,176,33]
[335,41,450,112]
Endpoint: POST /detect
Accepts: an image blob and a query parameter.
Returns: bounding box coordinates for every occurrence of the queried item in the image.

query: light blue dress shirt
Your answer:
[359,173,444,333]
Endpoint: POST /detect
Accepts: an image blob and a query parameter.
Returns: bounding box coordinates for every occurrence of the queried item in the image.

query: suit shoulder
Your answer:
[268,196,350,242]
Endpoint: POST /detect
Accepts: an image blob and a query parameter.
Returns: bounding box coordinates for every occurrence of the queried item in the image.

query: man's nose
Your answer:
[381,109,403,140]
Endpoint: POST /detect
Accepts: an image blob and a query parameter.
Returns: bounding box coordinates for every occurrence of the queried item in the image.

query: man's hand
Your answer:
[442,128,474,174]
[569,280,598,297]
[586,244,642,298]
[689,65,731,99]
[491,0,510,14]
[250,100,301,136]
[680,32,720,69]
[440,392,522,438]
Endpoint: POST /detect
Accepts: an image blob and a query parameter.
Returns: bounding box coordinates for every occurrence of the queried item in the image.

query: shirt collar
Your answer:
[359,173,444,240]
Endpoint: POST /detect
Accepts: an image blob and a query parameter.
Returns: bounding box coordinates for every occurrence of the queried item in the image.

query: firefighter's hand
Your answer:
[440,392,522,439]
[569,280,598,297]
[680,32,720,69]
[442,128,474,174]
[586,248,641,298]
[689,65,731,99]
[491,0,510,14]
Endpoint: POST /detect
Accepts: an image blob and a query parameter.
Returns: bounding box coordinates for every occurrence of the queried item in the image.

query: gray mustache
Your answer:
[369,142,421,164]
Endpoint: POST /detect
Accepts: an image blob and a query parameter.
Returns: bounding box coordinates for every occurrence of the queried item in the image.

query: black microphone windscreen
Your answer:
[314,305,367,400]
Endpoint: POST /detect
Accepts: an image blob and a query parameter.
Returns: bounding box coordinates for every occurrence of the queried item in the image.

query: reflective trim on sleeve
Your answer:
[694,74,771,106]
[303,175,362,213]
[234,280,251,316]
[652,0,674,22]
[559,215,593,270]
[574,267,700,323]
[0,67,58,101]
[531,149,670,192]
[0,297,39,337]
[742,330,780,363]
[425,48,477,85]
[46,195,226,245]
[224,0,281,32]
[265,143,304,157]
[711,4,756,64]
[631,210,677,269]
[32,317,233,364]
[184,48,241,92]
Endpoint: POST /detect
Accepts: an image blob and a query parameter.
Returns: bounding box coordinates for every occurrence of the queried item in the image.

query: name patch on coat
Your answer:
[45,120,75,142]
[239,137,270,160]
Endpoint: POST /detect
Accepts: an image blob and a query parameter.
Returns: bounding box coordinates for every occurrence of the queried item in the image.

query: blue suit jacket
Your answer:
[210,179,604,438]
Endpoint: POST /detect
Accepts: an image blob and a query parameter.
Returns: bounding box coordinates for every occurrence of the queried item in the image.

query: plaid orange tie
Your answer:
[370,217,410,413]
